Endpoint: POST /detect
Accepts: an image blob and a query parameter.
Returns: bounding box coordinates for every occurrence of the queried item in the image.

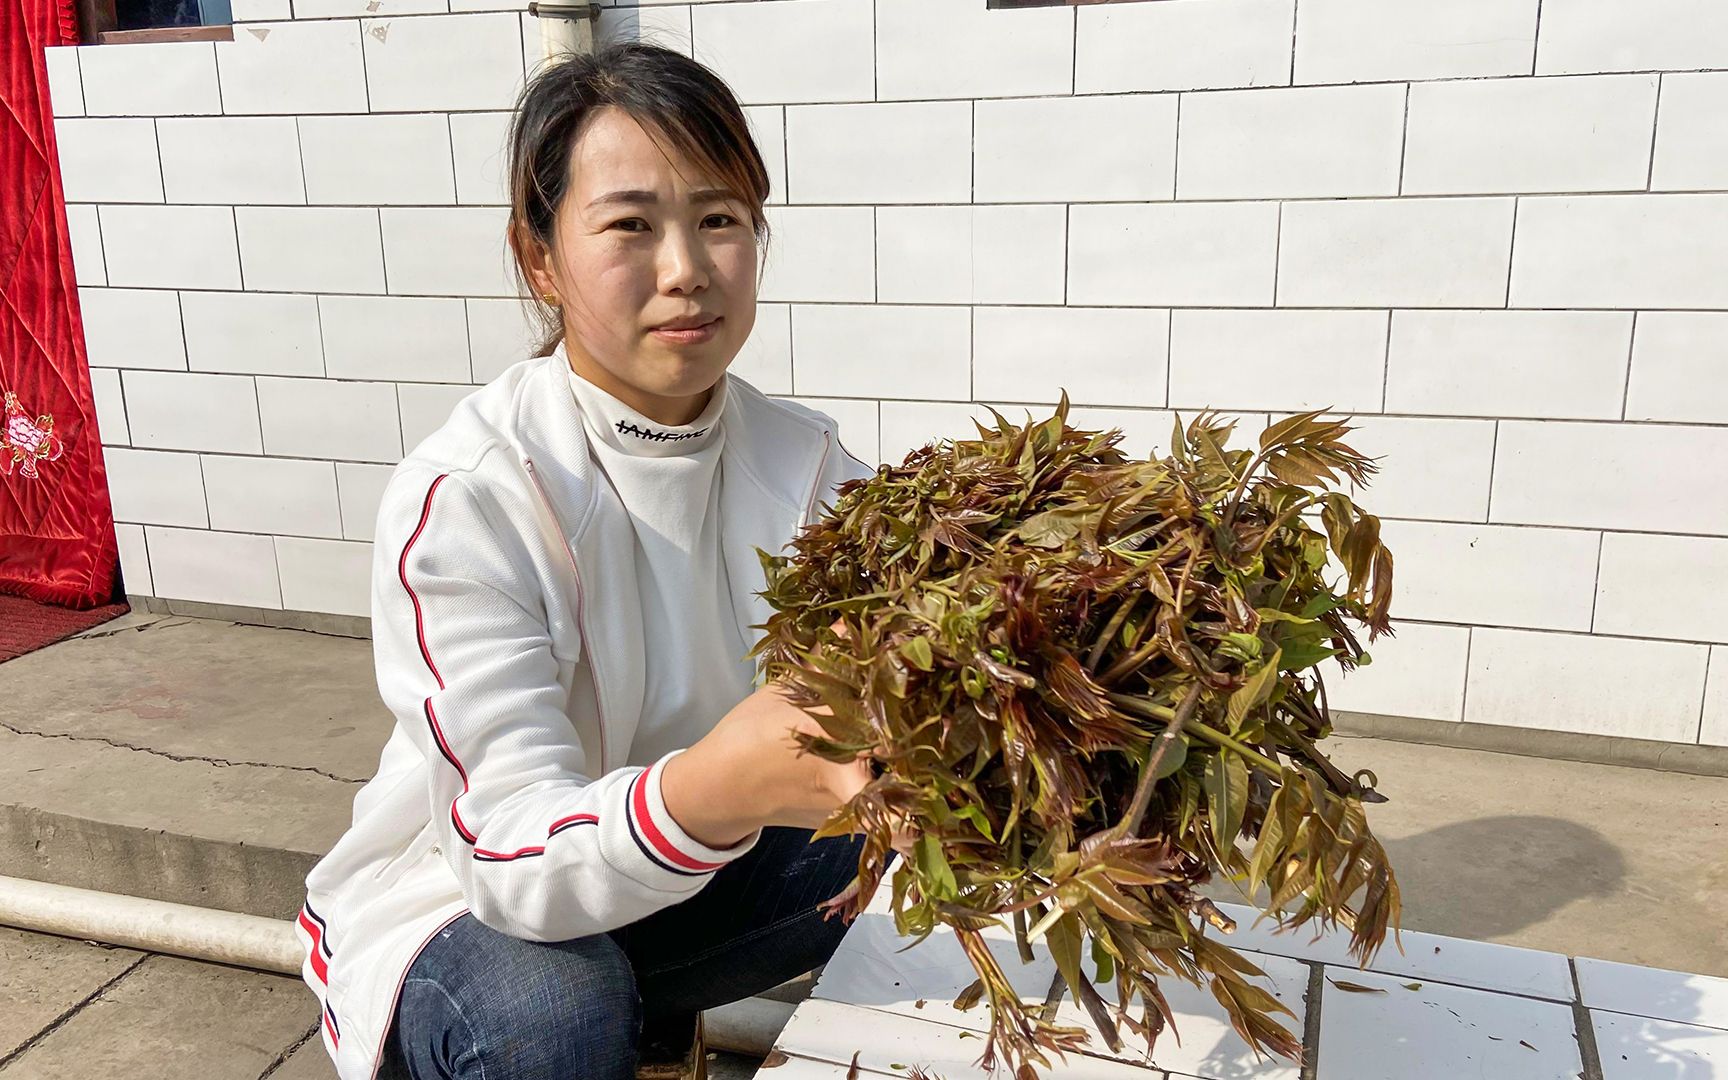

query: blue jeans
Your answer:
[379,826,870,1079]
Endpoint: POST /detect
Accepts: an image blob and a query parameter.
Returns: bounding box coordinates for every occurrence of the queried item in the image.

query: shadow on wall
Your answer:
[1381,814,1624,941]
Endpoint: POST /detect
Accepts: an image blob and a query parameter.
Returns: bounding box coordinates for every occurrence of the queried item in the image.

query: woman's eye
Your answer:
[612,218,647,232]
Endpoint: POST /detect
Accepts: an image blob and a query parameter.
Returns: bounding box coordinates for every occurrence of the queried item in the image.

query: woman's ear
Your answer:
[510,221,558,298]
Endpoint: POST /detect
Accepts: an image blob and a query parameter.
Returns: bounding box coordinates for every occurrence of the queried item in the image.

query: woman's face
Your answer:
[525,106,759,427]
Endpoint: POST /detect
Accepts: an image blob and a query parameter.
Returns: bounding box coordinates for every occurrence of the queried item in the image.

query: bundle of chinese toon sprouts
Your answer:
[749,398,1402,1079]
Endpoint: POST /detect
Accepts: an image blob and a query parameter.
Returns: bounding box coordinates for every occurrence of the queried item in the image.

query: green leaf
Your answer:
[1205,750,1249,856]
[899,635,935,672]
[914,832,958,901]
[1226,647,1282,733]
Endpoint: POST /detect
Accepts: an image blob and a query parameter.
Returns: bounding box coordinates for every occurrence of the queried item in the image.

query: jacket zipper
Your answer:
[521,454,609,776]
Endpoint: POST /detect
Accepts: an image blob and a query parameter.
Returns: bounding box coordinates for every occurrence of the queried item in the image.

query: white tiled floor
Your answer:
[762,887,1728,1079]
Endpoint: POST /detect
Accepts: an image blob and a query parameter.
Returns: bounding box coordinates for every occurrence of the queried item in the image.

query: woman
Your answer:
[295,42,894,1080]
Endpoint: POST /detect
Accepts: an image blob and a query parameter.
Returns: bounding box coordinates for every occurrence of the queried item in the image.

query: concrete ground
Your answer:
[0,925,764,1079]
[0,611,1723,1076]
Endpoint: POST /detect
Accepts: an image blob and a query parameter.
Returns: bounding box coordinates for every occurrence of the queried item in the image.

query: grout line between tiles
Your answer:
[1570,959,1607,1080]
[1299,961,1324,1080]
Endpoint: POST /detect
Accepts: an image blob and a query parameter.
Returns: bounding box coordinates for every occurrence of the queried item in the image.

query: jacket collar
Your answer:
[508,348,831,541]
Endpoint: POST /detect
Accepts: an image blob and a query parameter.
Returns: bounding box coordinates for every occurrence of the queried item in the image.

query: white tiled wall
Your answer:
[46,0,1728,746]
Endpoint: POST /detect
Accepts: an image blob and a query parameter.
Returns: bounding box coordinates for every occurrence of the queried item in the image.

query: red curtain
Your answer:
[0,0,119,609]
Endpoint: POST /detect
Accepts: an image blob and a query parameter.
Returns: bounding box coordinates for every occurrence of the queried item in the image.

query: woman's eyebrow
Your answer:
[587,188,737,209]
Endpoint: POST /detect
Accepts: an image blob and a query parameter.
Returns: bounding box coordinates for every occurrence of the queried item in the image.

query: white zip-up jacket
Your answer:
[293,348,874,1079]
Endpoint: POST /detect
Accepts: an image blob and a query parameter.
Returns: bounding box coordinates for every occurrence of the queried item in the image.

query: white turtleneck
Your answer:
[561,354,759,765]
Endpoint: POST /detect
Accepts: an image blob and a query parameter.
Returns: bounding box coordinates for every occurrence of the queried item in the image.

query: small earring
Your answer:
[541,292,560,306]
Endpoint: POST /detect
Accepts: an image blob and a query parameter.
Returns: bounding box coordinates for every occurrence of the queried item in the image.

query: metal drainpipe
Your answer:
[526,0,598,61]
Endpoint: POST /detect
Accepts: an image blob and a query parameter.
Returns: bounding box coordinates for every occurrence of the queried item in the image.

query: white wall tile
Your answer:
[318,295,470,383]
[729,302,791,395]
[44,47,82,118]
[690,0,873,106]
[1071,405,1199,462]
[202,454,342,538]
[975,307,1167,408]
[876,0,1070,101]
[53,119,162,203]
[786,102,970,204]
[1069,201,1280,307]
[1319,620,1471,722]
[145,525,281,609]
[1491,420,1728,536]
[1404,75,1659,196]
[1466,627,1709,741]
[103,448,207,527]
[791,304,970,401]
[1319,971,1583,1080]
[1576,957,1728,1031]
[122,371,262,454]
[467,297,543,383]
[784,395,879,466]
[977,94,1176,203]
[1652,73,1728,192]
[399,383,473,453]
[1626,312,1728,425]
[1076,0,1294,95]
[78,288,186,371]
[757,206,874,304]
[1278,197,1516,308]
[230,0,291,20]
[77,42,221,116]
[879,399,1000,465]
[90,367,127,445]
[1170,309,1386,412]
[156,117,305,205]
[276,536,373,617]
[1386,311,1633,420]
[1704,647,1727,746]
[877,205,1065,306]
[362,13,524,112]
[258,377,401,462]
[297,0,440,18]
[1299,414,1497,523]
[297,114,456,206]
[448,112,512,206]
[380,206,514,297]
[1511,194,1728,310]
[1536,0,1728,76]
[98,205,241,290]
[336,462,395,541]
[114,522,151,595]
[215,21,368,115]
[594,4,691,55]
[1177,83,1405,200]
[66,205,104,286]
[1595,533,1728,644]
[1294,0,1540,84]
[180,291,323,377]
[237,207,385,294]
[1379,519,1600,631]
[743,105,786,206]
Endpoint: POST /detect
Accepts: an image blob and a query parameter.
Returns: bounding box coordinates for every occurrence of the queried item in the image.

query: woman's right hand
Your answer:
[659,679,877,850]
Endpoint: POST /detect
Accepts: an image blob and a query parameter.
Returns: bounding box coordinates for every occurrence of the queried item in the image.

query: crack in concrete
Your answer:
[256,1020,322,1080]
[70,616,196,642]
[0,719,367,785]
[0,952,150,1071]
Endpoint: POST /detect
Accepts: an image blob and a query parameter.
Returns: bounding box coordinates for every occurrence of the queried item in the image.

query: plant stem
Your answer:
[1182,722,1285,774]
[1115,682,1203,840]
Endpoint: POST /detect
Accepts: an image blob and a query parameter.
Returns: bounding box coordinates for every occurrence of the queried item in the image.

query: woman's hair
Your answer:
[505,41,774,357]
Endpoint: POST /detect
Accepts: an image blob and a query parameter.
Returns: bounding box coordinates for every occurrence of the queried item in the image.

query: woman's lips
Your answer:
[650,317,721,345]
